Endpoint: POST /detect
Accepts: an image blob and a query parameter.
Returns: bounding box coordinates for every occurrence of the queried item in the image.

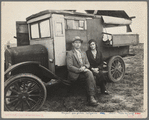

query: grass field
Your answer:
[40,43,144,112]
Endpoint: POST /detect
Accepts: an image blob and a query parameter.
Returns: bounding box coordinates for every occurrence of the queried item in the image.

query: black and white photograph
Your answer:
[1,1,147,118]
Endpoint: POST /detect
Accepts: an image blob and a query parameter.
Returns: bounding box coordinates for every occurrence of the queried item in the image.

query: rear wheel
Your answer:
[108,56,125,82]
[4,73,47,111]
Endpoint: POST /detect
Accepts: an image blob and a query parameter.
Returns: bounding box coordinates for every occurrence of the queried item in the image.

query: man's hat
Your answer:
[72,36,83,43]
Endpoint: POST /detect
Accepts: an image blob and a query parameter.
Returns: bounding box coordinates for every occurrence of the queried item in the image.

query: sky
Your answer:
[1,1,147,45]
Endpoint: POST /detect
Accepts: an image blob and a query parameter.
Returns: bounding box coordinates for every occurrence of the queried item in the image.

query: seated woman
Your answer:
[86,39,109,95]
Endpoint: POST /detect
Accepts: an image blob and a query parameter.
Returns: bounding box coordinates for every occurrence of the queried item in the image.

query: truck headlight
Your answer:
[102,34,112,41]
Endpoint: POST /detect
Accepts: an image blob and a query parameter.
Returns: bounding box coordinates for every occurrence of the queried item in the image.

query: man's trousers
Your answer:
[78,70,97,96]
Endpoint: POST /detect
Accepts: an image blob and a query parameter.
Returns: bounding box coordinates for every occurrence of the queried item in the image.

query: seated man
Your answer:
[66,36,98,106]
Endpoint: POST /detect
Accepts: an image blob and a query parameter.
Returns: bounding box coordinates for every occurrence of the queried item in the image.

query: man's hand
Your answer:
[79,66,86,72]
[83,68,90,72]
[80,66,90,72]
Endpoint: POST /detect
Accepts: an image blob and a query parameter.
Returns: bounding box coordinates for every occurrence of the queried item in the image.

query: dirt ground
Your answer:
[40,43,144,112]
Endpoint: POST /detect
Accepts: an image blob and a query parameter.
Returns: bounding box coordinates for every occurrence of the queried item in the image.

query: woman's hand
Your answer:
[94,69,99,73]
[92,68,99,73]
[94,68,99,71]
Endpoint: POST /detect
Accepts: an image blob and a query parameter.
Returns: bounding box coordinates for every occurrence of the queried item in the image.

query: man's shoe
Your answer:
[88,96,99,106]
[102,91,109,95]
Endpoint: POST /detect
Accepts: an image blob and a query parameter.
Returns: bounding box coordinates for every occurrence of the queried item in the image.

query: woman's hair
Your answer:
[88,39,98,50]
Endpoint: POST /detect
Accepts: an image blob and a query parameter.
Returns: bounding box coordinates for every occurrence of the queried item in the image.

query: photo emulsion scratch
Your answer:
[1,1,147,118]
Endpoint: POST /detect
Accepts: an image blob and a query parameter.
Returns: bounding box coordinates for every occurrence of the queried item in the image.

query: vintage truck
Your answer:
[4,10,139,111]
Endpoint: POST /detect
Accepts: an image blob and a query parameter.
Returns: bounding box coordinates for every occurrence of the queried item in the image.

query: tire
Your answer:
[4,73,47,111]
[108,56,125,82]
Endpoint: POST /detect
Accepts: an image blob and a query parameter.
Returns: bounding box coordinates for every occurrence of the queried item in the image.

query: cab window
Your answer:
[55,22,63,36]
[65,19,86,30]
[40,20,51,38]
[30,19,51,39]
[31,23,39,39]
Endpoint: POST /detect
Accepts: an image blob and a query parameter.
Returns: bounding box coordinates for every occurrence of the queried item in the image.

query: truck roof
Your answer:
[26,10,132,22]
[26,10,96,21]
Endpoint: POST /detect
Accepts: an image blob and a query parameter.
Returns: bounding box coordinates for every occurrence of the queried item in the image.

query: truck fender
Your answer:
[4,61,60,81]
[5,61,39,76]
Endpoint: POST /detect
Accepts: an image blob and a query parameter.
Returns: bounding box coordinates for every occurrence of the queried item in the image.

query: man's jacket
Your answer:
[66,49,90,81]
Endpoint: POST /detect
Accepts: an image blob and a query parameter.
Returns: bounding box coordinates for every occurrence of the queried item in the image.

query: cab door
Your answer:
[16,21,29,46]
[52,14,66,66]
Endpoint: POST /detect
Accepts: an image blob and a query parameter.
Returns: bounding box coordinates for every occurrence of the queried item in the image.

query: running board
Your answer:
[44,79,61,87]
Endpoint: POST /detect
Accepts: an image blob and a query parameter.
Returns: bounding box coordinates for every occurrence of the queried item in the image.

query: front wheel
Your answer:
[4,73,47,111]
[108,56,125,82]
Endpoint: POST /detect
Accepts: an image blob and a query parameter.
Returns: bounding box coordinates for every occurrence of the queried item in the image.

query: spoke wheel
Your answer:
[4,73,47,111]
[108,56,125,82]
